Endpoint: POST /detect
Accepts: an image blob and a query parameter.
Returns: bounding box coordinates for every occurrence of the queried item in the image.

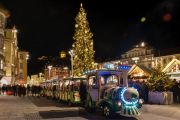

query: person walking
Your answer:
[172,80,179,103]
[22,85,26,97]
[12,84,17,96]
[79,80,87,107]
[2,85,6,95]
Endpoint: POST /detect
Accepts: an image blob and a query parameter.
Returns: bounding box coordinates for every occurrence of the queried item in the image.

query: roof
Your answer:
[162,59,180,72]
[128,64,152,75]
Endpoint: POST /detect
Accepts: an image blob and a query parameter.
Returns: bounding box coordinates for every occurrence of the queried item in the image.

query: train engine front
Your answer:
[100,86,143,117]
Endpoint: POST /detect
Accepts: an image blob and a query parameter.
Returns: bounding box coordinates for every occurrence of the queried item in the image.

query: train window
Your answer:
[106,75,118,84]
[74,86,79,91]
[104,91,108,98]
[89,76,97,85]
[100,77,105,85]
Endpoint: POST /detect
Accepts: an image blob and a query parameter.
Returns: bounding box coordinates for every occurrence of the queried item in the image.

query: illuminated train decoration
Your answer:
[84,69,143,117]
[98,87,142,117]
[41,68,142,118]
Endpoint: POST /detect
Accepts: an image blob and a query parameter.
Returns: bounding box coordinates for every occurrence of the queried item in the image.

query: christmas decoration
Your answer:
[72,3,95,76]
[145,65,175,92]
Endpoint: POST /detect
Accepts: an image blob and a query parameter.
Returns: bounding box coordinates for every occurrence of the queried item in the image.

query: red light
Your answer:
[163,13,172,22]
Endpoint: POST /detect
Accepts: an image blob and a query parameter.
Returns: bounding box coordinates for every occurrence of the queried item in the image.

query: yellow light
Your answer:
[141,17,146,22]
[60,51,66,59]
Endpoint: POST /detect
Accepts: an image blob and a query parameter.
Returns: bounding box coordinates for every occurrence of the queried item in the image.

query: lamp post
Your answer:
[68,49,74,77]
[47,65,52,80]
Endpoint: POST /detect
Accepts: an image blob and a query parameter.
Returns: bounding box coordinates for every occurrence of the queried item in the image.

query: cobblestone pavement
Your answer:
[0,95,180,120]
[0,95,136,120]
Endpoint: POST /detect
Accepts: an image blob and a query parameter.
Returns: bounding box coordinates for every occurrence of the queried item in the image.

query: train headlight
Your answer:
[139,99,144,104]
[117,101,121,106]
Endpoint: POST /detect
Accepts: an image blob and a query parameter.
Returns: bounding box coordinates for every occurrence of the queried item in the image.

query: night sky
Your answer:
[1,0,180,75]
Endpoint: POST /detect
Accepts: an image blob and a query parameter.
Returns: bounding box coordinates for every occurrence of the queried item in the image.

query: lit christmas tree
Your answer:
[72,3,94,76]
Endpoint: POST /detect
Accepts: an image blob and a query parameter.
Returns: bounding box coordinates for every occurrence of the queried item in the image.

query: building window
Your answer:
[19,72,24,79]
[122,55,125,58]
[147,50,151,55]
[20,54,23,59]
[20,63,23,69]
[148,63,151,68]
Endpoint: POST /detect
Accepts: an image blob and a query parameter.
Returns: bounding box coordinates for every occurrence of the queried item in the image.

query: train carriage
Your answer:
[84,69,143,117]
[58,77,86,105]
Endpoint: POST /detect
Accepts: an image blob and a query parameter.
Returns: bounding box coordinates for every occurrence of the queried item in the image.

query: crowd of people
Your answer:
[0,84,43,97]
[0,80,180,104]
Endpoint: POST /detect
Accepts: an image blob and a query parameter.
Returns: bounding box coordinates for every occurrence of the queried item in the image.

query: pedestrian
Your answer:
[2,84,6,95]
[22,85,26,97]
[142,81,149,103]
[172,80,178,103]
[79,80,87,107]
[37,85,42,97]
[12,84,17,96]
[31,85,35,96]
[18,85,23,97]
[177,81,180,103]
[26,84,31,96]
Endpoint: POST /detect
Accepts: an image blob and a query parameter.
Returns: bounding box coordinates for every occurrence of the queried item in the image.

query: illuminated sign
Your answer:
[119,65,131,70]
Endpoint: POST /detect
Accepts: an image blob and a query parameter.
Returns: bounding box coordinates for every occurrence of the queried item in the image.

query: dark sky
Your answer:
[1,0,180,75]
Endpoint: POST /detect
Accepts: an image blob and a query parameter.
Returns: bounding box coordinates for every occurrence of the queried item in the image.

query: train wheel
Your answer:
[103,105,112,118]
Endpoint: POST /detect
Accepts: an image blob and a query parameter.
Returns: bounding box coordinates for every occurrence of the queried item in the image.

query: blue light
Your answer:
[120,87,138,105]
[118,65,131,70]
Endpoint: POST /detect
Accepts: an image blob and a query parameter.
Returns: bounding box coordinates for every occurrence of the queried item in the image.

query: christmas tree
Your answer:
[72,3,94,76]
[145,65,175,92]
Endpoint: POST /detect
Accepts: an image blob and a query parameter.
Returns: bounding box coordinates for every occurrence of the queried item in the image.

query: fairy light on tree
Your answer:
[72,3,95,76]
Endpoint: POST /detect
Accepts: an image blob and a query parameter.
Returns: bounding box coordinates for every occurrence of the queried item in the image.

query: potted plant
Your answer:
[145,66,175,104]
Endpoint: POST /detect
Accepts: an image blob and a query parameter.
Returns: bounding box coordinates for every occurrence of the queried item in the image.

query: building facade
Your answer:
[101,42,180,81]
[44,66,69,80]
[120,42,156,68]
[0,8,9,81]
[3,26,18,84]
[27,73,45,85]
[17,51,29,84]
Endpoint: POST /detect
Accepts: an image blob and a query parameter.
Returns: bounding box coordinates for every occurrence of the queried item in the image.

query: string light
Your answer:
[72,3,95,76]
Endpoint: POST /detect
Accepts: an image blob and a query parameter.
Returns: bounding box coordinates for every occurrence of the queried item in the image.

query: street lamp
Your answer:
[26,53,29,60]
[47,65,52,80]
[68,49,74,77]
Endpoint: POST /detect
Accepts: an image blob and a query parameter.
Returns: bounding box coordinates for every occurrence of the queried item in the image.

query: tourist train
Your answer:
[41,69,143,117]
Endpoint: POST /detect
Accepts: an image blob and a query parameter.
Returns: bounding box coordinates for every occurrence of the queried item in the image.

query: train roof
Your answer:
[63,76,87,81]
[83,69,122,76]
